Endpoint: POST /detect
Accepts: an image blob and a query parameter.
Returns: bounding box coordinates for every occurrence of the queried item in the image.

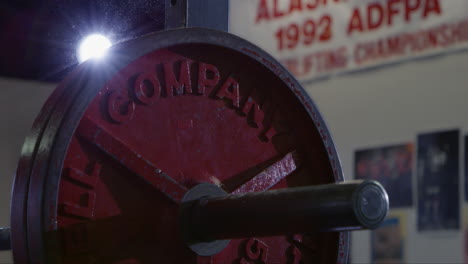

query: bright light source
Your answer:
[77,34,112,63]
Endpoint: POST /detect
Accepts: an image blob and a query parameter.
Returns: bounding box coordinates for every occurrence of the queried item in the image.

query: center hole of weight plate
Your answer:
[179,183,230,256]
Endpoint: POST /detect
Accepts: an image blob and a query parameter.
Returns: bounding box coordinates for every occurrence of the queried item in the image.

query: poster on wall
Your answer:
[464,206,468,263]
[465,135,468,201]
[230,0,468,83]
[371,216,405,264]
[417,129,459,231]
[354,143,413,208]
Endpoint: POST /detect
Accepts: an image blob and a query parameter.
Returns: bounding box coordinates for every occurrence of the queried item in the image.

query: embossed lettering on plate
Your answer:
[101,59,280,142]
[59,162,101,219]
[239,238,269,264]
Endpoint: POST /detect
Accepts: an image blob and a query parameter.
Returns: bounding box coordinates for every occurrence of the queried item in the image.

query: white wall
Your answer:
[0,52,467,263]
[305,51,468,263]
[0,78,55,263]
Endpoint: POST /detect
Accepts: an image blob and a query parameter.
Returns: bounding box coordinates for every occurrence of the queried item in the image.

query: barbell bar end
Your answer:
[350,180,389,230]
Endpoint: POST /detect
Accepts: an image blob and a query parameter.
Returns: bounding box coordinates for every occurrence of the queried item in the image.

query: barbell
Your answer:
[2,28,388,263]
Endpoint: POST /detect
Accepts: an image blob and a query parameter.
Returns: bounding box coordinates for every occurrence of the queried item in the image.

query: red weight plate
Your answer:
[11,28,348,264]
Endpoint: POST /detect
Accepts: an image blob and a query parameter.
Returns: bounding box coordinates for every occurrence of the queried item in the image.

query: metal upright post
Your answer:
[165,0,229,31]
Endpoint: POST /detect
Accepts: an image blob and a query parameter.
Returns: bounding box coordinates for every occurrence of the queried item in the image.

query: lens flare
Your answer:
[77,34,112,63]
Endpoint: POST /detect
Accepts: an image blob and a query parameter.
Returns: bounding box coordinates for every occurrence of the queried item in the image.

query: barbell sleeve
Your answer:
[181,180,388,242]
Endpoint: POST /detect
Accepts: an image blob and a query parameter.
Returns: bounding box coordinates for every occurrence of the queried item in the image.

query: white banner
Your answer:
[230,0,468,82]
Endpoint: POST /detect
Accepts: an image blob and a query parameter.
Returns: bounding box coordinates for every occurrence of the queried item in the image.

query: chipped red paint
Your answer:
[231,152,298,194]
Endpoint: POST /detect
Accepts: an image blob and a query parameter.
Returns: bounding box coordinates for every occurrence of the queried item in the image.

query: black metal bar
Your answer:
[187,0,229,31]
[0,227,11,250]
[164,0,229,31]
[183,180,388,242]
[165,0,188,29]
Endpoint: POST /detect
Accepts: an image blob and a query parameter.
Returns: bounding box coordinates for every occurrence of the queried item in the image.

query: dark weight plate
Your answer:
[11,28,348,264]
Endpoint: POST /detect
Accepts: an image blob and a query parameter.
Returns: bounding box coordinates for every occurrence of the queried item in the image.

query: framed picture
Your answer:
[463,206,468,263]
[355,143,413,208]
[372,216,405,264]
[465,135,468,201]
[417,129,459,231]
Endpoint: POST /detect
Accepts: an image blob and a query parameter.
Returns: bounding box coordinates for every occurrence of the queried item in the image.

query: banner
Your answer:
[230,0,468,82]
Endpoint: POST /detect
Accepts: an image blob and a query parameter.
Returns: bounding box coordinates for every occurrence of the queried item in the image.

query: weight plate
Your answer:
[11,66,95,263]
[11,28,348,264]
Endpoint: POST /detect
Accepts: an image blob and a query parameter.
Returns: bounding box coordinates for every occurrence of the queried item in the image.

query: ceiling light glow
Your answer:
[77,34,112,63]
